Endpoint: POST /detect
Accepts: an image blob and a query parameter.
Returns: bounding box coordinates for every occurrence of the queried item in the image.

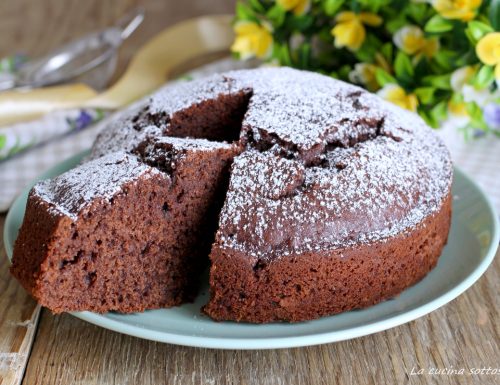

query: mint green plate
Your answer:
[4,151,499,349]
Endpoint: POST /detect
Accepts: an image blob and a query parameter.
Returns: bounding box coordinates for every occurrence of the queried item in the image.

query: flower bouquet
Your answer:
[231,0,500,138]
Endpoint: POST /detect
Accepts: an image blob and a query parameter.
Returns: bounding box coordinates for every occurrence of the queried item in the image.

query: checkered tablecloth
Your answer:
[0,105,135,211]
[1,59,499,215]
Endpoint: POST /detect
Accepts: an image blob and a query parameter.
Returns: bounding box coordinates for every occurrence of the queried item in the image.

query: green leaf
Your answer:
[350,0,361,13]
[338,64,351,80]
[415,87,436,105]
[433,50,456,71]
[0,134,5,149]
[266,5,286,27]
[464,28,476,45]
[248,0,265,13]
[357,0,391,12]
[418,109,438,128]
[355,49,373,64]
[298,43,312,69]
[236,1,256,20]
[466,102,488,130]
[474,65,495,89]
[490,0,500,30]
[423,74,452,90]
[375,68,397,87]
[355,34,382,63]
[465,101,483,121]
[277,43,293,66]
[425,15,454,33]
[329,71,340,79]
[407,3,427,24]
[323,0,345,16]
[380,42,393,63]
[452,49,477,67]
[287,15,314,31]
[386,16,407,34]
[451,92,464,104]
[430,101,448,123]
[394,51,414,80]
[466,21,494,42]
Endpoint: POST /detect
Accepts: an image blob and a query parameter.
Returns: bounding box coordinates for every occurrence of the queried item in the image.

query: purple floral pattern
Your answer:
[483,103,500,131]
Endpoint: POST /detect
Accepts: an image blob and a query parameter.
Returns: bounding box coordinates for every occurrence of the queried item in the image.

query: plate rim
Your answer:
[4,151,499,349]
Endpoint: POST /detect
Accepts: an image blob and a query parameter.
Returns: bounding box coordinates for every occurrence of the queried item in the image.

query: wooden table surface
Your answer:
[1,1,499,384]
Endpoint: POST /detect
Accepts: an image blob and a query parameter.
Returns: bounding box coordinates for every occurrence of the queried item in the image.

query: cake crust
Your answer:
[11,67,453,321]
[204,192,452,323]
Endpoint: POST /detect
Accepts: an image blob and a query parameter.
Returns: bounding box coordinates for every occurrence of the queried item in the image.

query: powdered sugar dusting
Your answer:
[36,67,452,257]
[88,74,244,161]
[211,68,452,258]
[89,112,162,160]
[218,123,451,258]
[34,152,162,220]
[139,136,239,173]
[148,136,235,152]
[229,68,389,155]
[148,73,237,118]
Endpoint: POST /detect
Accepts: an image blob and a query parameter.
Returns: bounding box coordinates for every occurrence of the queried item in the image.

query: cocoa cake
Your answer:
[11,67,453,322]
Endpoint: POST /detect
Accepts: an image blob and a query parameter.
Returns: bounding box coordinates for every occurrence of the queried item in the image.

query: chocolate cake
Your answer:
[11,67,453,322]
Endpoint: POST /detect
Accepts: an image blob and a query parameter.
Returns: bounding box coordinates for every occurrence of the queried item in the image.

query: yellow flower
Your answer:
[231,21,273,60]
[331,11,382,51]
[432,0,482,21]
[448,66,477,117]
[277,0,311,16]
[448,99,469,116]
[348,63,379,91]
[394,26,424,55]
[377,84,418,112]
[393,26,439,60]
[348,54,394,92]
[476,32,500,80]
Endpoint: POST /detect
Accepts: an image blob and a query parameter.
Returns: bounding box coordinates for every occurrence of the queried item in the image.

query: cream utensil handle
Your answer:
[84,14,234,109]
[0,15,233,126]
[0,84,97,126]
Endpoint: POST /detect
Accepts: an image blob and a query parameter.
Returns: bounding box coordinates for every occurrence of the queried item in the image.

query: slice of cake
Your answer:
[11,137,239,313]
